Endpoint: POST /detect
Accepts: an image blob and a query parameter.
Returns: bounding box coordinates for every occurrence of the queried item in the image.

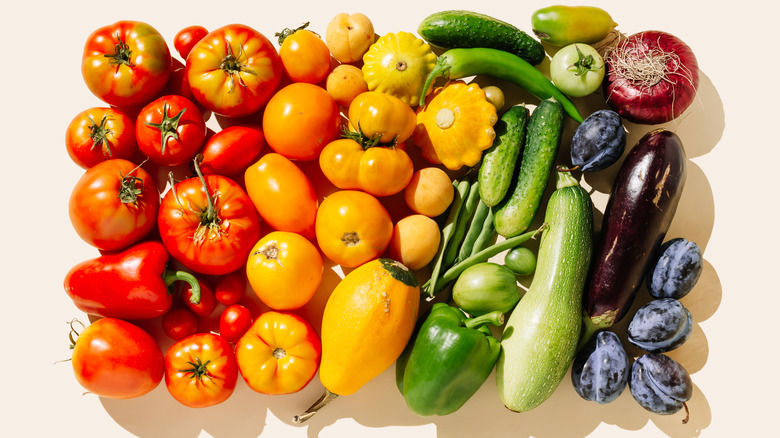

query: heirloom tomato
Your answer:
[198,125,265,177]
[235,311,321,395]
[219,304,253,342]
[69,159,159,251]
[319,138,413,197]
[187,24,282,118]
[71,317,164,399]
[65,107,137,169]
[158,167,261,276]
[164,333,238,408]
[244,153,318,239]
[162,307,199,341]
[136,95,206,167]
[262,83,341,161]
[81,21,171,108]
[347,91,416,145]
[246,231,324,310]
[277,22,332,84]
[173,25,208,60]
[315,190,393,267]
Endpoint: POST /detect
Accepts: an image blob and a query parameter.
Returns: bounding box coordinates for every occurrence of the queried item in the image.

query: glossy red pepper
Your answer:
[63,241,201,320]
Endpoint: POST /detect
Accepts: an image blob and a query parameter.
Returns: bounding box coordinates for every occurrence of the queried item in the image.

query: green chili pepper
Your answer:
[420,48,584,123]
[398,303,504,416]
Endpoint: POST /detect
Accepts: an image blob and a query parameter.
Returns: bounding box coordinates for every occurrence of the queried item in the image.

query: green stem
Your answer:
[464,310,504,329]
[163,269,201,304]
[418,58,451,107]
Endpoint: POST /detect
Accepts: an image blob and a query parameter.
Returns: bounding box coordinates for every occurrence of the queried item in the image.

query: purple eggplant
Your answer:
[581,129,687,342]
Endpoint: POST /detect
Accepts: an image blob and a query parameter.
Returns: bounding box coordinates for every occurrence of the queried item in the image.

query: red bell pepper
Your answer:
[64,241,200,320]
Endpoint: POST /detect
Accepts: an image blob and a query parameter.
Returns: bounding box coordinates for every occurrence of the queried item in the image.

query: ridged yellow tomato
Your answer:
[347,91,417,145]
[319,138,413,197]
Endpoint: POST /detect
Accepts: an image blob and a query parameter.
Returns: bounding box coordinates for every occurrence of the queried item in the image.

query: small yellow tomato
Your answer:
[348,91,417,145]
[325,13,375,64]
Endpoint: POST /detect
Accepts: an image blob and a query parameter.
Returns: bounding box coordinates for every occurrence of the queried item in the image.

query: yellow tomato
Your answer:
[319,138,413,197]
[347,91,417,145]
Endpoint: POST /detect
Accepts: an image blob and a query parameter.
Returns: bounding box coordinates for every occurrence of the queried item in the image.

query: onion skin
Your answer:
[604,31,699,125]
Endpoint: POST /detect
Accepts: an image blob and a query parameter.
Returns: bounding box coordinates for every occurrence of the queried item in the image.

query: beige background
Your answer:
[1,0,775,436]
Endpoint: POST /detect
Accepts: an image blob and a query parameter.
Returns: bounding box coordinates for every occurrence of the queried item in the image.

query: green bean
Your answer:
[471,207,497,255]
[456,199,490,263]
[425,179,471,298]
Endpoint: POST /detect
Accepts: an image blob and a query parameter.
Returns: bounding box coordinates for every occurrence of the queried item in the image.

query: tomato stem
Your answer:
[275,21,310,45]
[220,42,256,92]
[144,101,186,155]
[117,160,148,206]
[104,33,135,68]
[179,357,212,381]
[88,114,113,157]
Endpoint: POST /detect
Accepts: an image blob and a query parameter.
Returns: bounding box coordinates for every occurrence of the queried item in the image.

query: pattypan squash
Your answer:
[362,32,437,106]
[412,81,498,170]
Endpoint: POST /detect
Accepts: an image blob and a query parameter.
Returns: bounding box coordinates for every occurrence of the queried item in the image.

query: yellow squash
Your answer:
[362,32,437,106]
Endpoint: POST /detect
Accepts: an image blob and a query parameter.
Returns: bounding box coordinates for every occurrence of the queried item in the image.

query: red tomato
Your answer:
[262,82,342,161]
[158,171,262,275]
[278,24,332,84]
[199,125,265,177]
[162,307,199,341]
[166,63,195,101]
[69,159,159,251]
[187,24,282,118]
[136,95,206,166]
[219,304,253,342]
[65,107,137,169]
[244,153,318,239]
[181,275,217,317]
[173,25,208,60]
[215,269,247,306]
[164,333,238,408]
[71,317,164,399]
[81,21,171,108]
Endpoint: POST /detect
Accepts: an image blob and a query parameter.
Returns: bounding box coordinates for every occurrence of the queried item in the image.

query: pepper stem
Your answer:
[464,310,504,329]
[163,269,201,304]
[292,389,339,424]
[418,58,450,107]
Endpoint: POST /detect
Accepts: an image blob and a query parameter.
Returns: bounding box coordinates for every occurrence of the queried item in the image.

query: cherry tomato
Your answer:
[262,82,341,161]
[246,231,323,310]
[315,190,393,267]
[278,23,332,84]
[71,317,164,399]
[173,25,208,60]
[198,125,265,177]
[69,159,159,251]
[235,311,321,395]
[65,107,137,169]
[219,304,253,342]
[81,21,171,108]
[158,168,262,276]
[136,95,206,166]
[162,307,199,340]
[187,24,282,118]
[164,333,238,408]
[215,269,248,306]
[181,275,218,317]
[244,153,318,240]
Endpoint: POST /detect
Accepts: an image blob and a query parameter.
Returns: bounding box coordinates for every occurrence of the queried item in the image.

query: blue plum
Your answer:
[627,298,693,353]
[570,109,626,171]
[571,330,629,404]
[646,238,703,299]
[629,353,692,418]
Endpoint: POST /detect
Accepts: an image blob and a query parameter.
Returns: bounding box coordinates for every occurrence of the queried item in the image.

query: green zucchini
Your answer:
[496,170,593,413]
[492,99,564,238]
[418,10,546,65]
[478,105,529,207]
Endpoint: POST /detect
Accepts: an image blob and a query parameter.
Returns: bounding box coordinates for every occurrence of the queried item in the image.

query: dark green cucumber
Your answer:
[418,10,545,65]
[493,99,565,238]
[497,170,593,412]
[478,105,529,207]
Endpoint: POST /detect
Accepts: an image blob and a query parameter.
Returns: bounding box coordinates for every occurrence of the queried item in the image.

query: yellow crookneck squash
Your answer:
[412,80,498,171]
[362,32,437,106]
[293,258,420,423]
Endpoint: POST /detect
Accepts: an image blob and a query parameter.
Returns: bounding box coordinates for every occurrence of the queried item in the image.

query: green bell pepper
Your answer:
[397,302,504,416]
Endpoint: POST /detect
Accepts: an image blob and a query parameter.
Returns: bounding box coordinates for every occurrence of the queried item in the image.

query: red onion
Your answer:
[603,30,699,125]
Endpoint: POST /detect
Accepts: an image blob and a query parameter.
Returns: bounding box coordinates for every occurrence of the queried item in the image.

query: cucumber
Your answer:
[418,10,545,65]
[492,99,564,238]
[496,170,593,413]
[478,105,529,207]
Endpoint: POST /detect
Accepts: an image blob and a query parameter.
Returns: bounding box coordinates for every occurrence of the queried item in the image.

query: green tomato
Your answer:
[550,43,605,97]
[452,262,520,316]
[504,246,537,276]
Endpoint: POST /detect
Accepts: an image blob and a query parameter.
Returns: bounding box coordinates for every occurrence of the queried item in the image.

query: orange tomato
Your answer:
[319,138,413,197]
[262,83,342,161]
[235,311,322,395]
[315,190,393,267]
[246,231,324,310]
[278,24,332,84]
[244,153,318,240]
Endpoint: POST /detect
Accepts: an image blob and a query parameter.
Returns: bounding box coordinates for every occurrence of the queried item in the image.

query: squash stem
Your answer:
[292,389,339,424]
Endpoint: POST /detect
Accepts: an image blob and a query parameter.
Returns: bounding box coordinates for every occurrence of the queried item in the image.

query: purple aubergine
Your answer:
[582,129,687,338]
[646,238,703,299]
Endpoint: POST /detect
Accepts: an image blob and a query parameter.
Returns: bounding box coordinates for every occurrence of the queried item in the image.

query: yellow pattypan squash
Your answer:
[412,81,498,170]
[362,32,437,106]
